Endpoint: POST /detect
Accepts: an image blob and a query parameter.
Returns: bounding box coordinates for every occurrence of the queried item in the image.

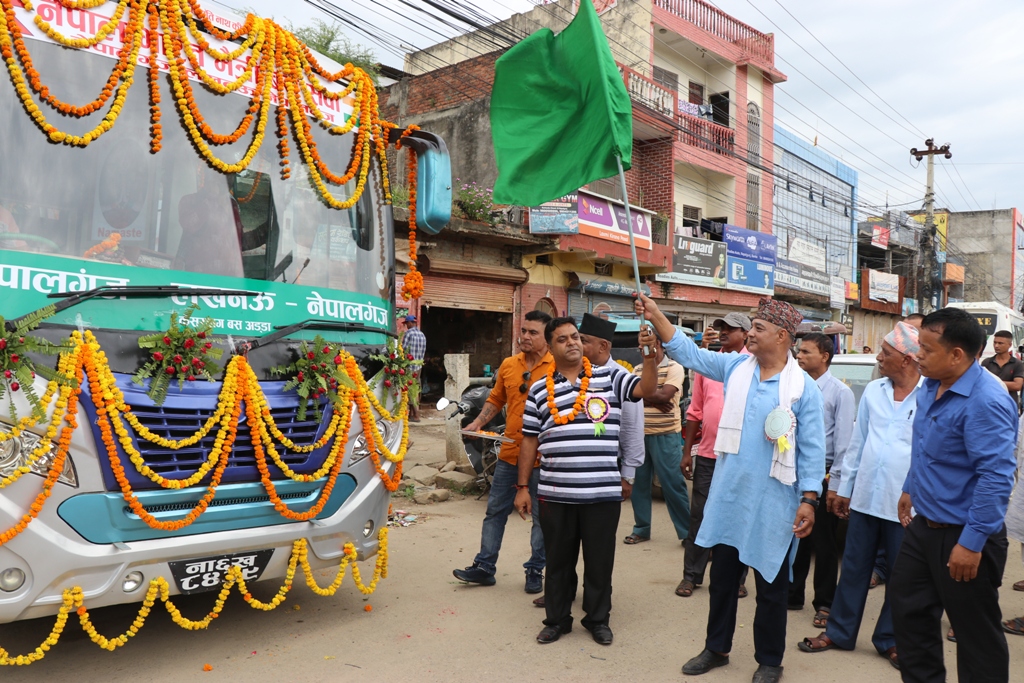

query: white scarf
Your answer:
[714,354,806,486]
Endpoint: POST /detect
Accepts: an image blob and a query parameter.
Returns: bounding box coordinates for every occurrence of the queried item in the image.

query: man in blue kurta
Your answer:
[637,294,825,683]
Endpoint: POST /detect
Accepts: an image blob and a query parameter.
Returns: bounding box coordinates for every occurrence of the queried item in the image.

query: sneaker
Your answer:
[525,570,543,594]
[453,566,496,585]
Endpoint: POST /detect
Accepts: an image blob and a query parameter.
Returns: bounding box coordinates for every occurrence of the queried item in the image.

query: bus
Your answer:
[0,0,449,635]
[947,301,1024,357]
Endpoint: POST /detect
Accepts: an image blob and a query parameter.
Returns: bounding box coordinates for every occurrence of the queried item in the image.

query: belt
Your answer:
[920,516,957,529]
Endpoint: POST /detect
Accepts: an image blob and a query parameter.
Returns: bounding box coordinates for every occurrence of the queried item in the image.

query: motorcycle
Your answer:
[436,384,505,493]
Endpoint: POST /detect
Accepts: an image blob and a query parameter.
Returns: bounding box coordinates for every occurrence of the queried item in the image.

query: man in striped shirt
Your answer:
[514,316,659,647]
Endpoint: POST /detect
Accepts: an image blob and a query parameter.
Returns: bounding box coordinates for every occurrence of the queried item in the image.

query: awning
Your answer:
[567,273,651,297]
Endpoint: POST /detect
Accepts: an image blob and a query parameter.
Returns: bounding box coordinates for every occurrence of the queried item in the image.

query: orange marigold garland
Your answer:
[400,126,423,301]
[147,2,162,153]
[546,356,592,425]
[83,232,121,259]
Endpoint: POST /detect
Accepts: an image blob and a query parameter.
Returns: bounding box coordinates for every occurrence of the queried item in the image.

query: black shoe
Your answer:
[537,625,568,644]
[682,649,729,675]
[587,624,613,645]
[525,570,543,594]
[751,664,783,683]
[452,566,496,586]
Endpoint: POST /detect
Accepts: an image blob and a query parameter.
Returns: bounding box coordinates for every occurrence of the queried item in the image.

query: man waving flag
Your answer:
[490,0,632,207]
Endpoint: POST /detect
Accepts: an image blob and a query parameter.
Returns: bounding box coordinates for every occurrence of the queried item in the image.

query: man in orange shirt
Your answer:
[454,310,555,596]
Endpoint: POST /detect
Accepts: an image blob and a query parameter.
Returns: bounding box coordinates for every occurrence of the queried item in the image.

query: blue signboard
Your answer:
[723,225,777,295]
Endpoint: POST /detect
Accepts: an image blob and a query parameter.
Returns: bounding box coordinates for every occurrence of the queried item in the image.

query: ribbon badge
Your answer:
[585,396,610,437]
[764,406,796,452]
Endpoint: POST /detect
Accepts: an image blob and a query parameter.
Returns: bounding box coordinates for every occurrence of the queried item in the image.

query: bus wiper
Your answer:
[245,319,395,350]
[46,285,261,315]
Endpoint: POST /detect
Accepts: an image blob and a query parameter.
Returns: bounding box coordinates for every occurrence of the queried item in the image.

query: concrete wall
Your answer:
[404,0,654,77]
[947,209,1015,306]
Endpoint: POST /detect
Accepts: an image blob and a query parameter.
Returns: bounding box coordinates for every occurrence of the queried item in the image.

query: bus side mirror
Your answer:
[387,128,451,235]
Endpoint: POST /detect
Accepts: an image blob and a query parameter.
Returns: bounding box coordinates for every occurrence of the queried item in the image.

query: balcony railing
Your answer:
[618,64,676,118]
[655,0,774,66]
[677,112,734,156]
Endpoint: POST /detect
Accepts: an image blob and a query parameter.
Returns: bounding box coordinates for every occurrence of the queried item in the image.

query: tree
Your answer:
[289,19,380,82]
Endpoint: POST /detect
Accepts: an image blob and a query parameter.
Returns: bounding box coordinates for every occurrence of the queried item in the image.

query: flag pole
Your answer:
[616,153,652,356]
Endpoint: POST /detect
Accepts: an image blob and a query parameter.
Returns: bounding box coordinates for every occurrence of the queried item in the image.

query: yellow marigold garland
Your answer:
[0,530,388,666]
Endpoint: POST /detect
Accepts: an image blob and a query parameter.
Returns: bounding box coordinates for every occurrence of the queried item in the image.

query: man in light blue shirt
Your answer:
[637,294,824,683]
[789,332,855,623]
[797,321,921,671]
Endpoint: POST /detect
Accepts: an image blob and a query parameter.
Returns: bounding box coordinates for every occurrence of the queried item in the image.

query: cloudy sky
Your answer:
[230,0,1024,215]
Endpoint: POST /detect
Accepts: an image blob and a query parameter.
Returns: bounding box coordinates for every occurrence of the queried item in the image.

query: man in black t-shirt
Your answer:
[981,330,1024,407]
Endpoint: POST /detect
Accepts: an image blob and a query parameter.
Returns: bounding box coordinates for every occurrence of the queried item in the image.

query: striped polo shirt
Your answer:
[522,363,642,504]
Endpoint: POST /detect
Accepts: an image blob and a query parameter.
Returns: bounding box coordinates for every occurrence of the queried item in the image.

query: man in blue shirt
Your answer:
[891,308,1017,683]
[637,294,824,683]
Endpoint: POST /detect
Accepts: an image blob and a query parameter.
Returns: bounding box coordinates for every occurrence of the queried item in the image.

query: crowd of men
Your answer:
[449,296,1023,683]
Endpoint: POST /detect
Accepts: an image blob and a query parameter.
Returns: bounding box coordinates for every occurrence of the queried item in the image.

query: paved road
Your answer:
[2,419,1023,681]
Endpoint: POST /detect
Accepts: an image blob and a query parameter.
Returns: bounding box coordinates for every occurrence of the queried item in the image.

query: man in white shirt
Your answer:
[797,321,922,671]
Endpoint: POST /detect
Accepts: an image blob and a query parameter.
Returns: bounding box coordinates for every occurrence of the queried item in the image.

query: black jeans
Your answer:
[683,457,748,586]
[789,476,840,610]
[539,499,620,632]
[705,543,789,667]
[889,516,1009,683]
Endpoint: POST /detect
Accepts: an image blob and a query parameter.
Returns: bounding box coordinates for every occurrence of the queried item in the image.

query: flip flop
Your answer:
[1002,617,1024,636]
[1014,580,1024,592]
[623,534,650,545]
[797,633,837,653]
[813,609,830,629]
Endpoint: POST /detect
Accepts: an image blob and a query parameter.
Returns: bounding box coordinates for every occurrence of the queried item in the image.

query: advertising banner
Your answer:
[655,235,727,288]
[0,250,391,342]
[529,194,579,234]
[788,238,827,272]
[829,276,846,308]
[868,269,900,304]
[871,225,890,249]
[775,258,828,296]
[723,225,776,295]
[577,191,653,250]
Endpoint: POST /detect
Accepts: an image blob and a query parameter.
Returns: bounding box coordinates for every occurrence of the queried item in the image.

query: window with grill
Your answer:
[653,65,679,92]
[746,102,761,163]
[688,81,704,105]
[681,205,701,233]
[594,262,613,276]
[584,177,623,202]
[746,174,760,232]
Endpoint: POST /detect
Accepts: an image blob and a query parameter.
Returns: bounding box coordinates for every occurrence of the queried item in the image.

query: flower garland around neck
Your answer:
[546,356,592,426]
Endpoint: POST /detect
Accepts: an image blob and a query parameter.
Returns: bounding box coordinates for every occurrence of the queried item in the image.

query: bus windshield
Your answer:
[0,38,391,314]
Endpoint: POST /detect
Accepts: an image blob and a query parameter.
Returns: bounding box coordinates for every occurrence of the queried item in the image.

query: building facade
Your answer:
[945,208,1023,310]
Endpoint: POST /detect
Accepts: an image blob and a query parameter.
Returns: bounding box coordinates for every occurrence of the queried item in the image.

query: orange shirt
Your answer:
[486,351,555,465]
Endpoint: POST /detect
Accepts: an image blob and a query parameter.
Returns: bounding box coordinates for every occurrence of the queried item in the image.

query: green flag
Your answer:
[490,0,632,207]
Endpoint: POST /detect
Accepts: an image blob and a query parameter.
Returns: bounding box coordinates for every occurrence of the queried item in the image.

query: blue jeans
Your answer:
[472,459,544,576]
[631,432,690,540]
[825,510,904,653]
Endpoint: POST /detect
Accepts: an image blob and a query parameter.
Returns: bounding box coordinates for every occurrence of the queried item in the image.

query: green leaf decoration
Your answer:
[0,305,77,422]
[132,303,224,405]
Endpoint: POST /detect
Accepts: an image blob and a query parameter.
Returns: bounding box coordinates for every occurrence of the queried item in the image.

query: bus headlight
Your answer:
[350,419,402,465]
[0,429,78,488]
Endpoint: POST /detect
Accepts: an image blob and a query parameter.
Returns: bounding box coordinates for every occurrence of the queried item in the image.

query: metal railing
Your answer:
[654,0,774,66]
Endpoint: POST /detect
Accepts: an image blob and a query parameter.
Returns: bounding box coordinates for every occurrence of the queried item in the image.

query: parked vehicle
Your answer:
[436,389,503,490]
[829,354,879,417]
[947,301,1024,357]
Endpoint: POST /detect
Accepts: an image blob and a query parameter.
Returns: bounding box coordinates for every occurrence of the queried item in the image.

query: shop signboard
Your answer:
[868,269,900,304]
[655,235,727,288]
[788,238,827,272]
[829,276,846,308]
[870,225,890,249]
[723,225,776,295]
[577,191,653,250]
[529,194,579,234]
[775,258,828,296]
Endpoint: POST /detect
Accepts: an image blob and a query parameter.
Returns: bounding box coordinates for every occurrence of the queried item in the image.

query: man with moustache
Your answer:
[514,317,658,646]
[638,294,825,683]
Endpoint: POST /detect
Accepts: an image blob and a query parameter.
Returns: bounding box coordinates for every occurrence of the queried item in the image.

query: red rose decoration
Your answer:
[322,346,330,354]
[166,366,176,375]
[198,331,206,339]
[163,336,171,345]
[10,382,19,391]
[184,338,195,349]
[307,351,316,360]
[187,375,196,381]
[9,354,18,363]
[334,355,343,364]
[3,370,9,378]
[153,352,164,361]
[173,355,183,364]
[0,339,6,349]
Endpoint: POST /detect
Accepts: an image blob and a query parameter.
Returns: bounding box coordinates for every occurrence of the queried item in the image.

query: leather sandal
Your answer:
[946,628,956,643]
[812,609,830,629]
[1002,616,1024,636]
[623,534,649,545]
[797,632,837,653]
[676,579,697,597]
[1014,579,1024,592]
[881,646,899,670]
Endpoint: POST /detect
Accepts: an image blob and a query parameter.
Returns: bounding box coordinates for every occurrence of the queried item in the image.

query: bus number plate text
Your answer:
[168,549,275,595]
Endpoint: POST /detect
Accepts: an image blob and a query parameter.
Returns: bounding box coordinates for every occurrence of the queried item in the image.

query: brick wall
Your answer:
[383,51,501,122]
[626,137,675,226]
[519,282,569,331]
[654,282,763,308]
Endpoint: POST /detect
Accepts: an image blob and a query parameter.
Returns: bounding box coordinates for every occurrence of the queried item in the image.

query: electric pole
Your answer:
[910,139,951,312]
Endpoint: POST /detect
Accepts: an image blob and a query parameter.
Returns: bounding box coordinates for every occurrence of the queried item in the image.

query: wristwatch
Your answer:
[622,477,635,485]
[799,496,819,509]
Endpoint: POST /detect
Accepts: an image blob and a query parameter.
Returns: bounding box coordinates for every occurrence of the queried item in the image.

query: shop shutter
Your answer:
[421,274,515,313]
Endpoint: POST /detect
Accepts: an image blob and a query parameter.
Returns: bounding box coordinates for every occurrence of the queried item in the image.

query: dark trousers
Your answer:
[706,543,789,667]
[789,476,840,610]
[683,457,748,586]
[825,511,904,653]
[890,516,1009,683]
[539,499,620,632]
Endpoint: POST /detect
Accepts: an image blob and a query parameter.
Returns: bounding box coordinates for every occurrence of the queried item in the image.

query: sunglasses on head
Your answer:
[519,371,532,393]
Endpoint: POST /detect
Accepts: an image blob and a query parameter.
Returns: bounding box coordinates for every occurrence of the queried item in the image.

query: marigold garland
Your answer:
[83,232,121,259]
[546,356,593,425]
[0,529,388,666]
[401,131,424,300]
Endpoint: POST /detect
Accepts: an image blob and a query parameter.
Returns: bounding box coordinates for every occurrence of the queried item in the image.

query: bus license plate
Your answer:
[168,549,275,595]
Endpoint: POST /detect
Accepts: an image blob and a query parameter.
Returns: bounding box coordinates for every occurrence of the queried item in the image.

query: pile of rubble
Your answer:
[400,461,482,505]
